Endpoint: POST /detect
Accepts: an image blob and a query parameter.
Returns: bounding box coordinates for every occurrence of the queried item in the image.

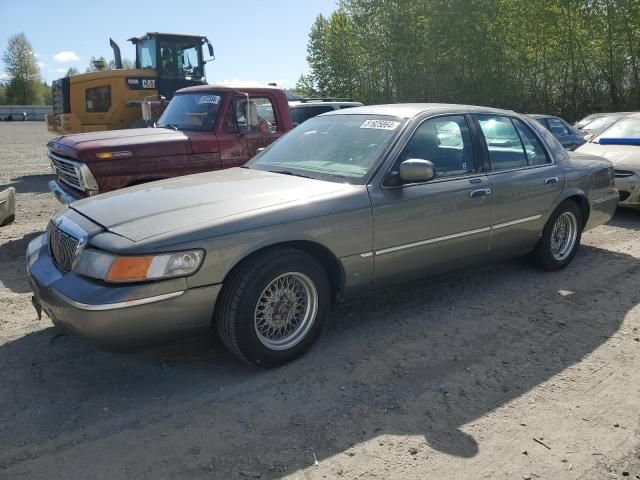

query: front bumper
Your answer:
[26,233,220,349]
[615,176,640,209]
[49,180,85,204]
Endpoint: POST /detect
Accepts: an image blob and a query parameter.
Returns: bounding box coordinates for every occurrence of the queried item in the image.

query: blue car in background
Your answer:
[528,114,586,151]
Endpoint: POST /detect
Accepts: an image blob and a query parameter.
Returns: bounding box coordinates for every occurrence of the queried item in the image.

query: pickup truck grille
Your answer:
[47,221,80,272]
[614,169,635,178]
[49,152,82,190]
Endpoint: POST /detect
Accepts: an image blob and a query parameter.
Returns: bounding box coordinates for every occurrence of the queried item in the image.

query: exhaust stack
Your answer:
[110,38,123,69]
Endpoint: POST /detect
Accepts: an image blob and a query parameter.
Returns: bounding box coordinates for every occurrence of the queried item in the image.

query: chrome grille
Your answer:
[49,152,82,189]
[47,221,80,272]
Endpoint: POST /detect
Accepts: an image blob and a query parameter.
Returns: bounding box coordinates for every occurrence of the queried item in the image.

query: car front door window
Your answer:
[399,115,475,179]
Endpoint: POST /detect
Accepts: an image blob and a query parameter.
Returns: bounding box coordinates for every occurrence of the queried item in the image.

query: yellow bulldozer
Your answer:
[46,32,214,134]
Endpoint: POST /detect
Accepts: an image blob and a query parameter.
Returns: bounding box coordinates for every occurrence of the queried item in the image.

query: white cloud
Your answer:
[37,62,48,69]
[0,73,9,81]
[53,51,79,62]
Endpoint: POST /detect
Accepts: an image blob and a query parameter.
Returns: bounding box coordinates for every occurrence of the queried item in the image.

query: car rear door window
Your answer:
[400,115,475,178]
[512,118,550,166]
[476,115,527,171]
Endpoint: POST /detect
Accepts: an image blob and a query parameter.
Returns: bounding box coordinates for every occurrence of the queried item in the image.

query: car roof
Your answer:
[527,114,565,120]
[289,101,363,108]
[320,103,516,119]
[176,84,283,94]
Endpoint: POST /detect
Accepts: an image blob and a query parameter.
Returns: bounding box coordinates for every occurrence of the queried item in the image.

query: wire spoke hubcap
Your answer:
[254,272,318,350]
[550,211,578,261]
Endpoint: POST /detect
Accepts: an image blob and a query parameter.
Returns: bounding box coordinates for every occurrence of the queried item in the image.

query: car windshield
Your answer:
[583,115,623,133]
[575,115,600,129]
[594,116,640,142]
[247,114,405,184]
[156,92,222,131]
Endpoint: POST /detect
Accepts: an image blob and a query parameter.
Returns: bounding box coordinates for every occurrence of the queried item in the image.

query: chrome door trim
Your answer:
[50,288,185,311]
[372,214,543,257]
[492,214,542,230]
[592,192,619,205]
[375,226,491,256]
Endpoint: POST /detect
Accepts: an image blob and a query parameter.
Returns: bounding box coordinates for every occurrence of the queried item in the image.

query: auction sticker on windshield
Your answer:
[198,95,221,104]
[360,119,401,130]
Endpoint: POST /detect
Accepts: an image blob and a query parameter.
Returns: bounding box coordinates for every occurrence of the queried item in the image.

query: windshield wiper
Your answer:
[159,124,179,131]
[270,170,314,179]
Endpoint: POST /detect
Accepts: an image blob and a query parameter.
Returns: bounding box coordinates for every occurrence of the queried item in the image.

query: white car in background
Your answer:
[289,98,363,126]
[577,112,640,209]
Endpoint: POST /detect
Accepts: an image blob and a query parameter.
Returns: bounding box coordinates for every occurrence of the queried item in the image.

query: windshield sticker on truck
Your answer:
[360,119,401,130]
[198,95,221,105]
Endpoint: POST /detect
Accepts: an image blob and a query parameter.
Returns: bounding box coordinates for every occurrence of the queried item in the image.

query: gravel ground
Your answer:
[0,122,639,480]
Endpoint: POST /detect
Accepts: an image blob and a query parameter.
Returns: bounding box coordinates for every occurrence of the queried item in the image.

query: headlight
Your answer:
[77,164,99,191]
[74,249,204,283]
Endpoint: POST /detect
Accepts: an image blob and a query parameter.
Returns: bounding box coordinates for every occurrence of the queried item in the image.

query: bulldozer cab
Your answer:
[129,32,214,100]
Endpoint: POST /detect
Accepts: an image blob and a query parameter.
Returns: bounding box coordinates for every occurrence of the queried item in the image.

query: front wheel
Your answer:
[215,248,330,367]
[533,201,583,271]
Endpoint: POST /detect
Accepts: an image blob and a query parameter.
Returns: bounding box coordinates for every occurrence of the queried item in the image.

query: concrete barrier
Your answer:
[0,187,16,226]
[0,105,53,121]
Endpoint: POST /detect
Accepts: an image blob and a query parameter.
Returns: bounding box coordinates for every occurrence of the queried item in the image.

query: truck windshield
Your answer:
[156,93,222,131]
[247,114,405,184]
[159,39,203,79]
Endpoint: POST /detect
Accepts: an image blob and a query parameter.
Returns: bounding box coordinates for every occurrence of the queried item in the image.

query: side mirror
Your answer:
[399,159,436,183]
[141,101,153,123]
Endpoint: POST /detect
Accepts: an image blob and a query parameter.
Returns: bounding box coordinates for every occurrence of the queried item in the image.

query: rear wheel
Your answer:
[215,248,330,367]
[533,201,583,271]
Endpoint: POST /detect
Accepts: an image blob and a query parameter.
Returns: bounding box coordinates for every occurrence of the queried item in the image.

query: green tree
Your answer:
[86,56,134,72]
[2,33,42,104]
[40,81,52,105]
[304,0,640,121]
[295,74,317,97]
[66,66,79,77]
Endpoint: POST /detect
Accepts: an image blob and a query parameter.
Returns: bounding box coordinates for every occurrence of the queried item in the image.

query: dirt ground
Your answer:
[0,122,639,480]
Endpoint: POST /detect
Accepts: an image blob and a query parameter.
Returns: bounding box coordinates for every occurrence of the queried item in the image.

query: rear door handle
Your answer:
[544,176,559,185]
[469,188,491,198]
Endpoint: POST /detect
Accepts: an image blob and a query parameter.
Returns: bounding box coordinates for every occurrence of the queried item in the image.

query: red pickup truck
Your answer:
[47,84,293,203]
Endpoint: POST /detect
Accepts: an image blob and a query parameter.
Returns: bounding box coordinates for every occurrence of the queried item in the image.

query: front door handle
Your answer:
[544,176,559,185]
[469,188,491,198]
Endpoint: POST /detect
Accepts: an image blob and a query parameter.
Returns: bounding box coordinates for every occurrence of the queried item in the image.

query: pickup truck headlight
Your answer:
[74,249,204,282]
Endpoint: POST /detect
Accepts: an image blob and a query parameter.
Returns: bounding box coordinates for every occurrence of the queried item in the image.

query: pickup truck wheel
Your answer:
[215,248,330,367]
[533,201,583,271]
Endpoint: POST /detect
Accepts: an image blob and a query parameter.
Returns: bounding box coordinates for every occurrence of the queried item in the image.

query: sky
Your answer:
[0,0,338,87]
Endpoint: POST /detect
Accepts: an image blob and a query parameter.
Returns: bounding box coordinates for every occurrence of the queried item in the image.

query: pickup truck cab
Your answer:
[47,84,293,203]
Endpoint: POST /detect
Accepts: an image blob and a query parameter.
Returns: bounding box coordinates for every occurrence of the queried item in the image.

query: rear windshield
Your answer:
[156,92,222,131]
[291,105,335,125]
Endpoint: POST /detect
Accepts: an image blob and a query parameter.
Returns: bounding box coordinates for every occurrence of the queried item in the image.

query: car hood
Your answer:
[48,128,192,162]
[71,168,355,242]
[576,142,640,167]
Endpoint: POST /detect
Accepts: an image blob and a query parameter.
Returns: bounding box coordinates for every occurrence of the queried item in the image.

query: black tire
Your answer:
[215,248,330,367]
[533,200,583,271]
